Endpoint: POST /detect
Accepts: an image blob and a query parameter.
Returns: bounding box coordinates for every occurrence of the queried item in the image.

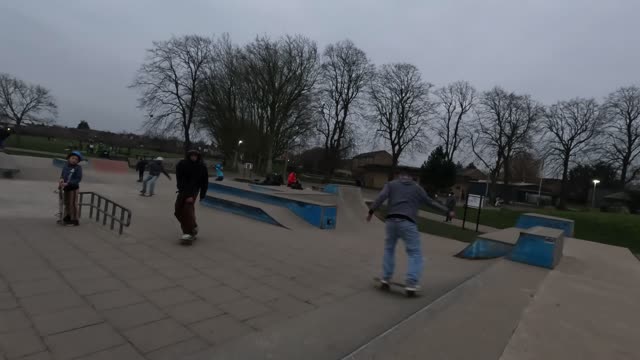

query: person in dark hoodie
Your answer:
[59,151,83,226]
[445,191,457,222]
[175,149,209,243]
[135,157,147,182]
[367,170,455,293]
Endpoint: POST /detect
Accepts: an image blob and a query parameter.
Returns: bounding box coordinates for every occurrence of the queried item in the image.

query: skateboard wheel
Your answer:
[380,283,390,291]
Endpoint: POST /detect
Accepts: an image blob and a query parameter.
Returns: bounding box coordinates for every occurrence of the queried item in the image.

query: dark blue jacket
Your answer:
[60,164,83,190]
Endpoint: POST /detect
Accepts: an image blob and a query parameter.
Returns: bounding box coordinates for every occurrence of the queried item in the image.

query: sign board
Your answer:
[244,162,253,170]
[467,194,483,209]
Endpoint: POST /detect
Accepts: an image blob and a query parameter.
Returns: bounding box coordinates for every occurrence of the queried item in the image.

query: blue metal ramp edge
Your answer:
[201,195,286,228]
[455,239,514,259]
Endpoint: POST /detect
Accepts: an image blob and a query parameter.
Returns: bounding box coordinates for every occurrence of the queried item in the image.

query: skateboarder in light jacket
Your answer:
[140,157,171,196]
[367,170,455,292]
[175,149,209,242]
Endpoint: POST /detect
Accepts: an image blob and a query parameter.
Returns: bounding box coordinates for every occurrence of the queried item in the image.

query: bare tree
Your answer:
[434,81,476,162]
[368,63,434,175]
[0,73,57,142]
[316,39,373,179]
[603,86,640,186]
[199,35,248,163]
[502,94,543,193]
[471,87,542,202]
[130,35,212,152]
[240,35,318,173]
[544,98,603,208]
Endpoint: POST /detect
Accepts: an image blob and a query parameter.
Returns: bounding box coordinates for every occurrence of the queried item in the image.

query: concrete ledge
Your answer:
[508,227,565,269]
[516,213,574,237]
[207,182,337,229]
[201,196,286,228]
[455,239,514,259]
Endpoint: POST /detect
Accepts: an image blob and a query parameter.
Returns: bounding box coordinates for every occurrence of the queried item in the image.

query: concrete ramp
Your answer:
[336,186,373,230]
[90,158,130,173]
[455,227,521,259]
[0,151,20,177]
[344,260,549,360]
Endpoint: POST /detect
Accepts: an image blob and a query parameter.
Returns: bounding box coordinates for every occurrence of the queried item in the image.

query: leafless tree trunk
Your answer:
[603,86,640,186]
[199,35,248,163]
[435,81,476,162]
[501,94,543,197]
[240,35,318,173]
[368,63,433,177]
[130,35,212,153]
[0,73,57,144]
[544,98,603,209]
[316,40,373,181]
[471,87,542,202]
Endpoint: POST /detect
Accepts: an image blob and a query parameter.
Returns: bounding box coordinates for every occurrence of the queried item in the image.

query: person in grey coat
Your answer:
[140,157,171,196]
[367,170,455,292]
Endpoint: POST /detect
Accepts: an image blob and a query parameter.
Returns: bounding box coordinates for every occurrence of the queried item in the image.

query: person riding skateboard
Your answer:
[175,149,209,243]
[367,170,455,292]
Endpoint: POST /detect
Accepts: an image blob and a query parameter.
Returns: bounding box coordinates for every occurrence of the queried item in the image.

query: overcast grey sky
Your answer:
[1,0,638,138]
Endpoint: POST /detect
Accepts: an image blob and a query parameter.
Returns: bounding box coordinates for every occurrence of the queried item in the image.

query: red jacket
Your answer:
[287,172,297,185]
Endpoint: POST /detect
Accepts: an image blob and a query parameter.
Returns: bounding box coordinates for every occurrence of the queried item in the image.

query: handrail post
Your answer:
[119,210,125,235]
[103,199,109,226]
[89,193,95,219]
[77,191,131,236]
[96,197,101,223]
[78,193,84,218]
[110,203,116,230]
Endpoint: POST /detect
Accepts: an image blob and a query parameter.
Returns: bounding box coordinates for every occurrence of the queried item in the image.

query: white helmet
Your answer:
[155,157,164,161]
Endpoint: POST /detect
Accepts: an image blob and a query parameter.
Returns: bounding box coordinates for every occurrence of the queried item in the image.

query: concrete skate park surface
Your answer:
[0,154,638,360]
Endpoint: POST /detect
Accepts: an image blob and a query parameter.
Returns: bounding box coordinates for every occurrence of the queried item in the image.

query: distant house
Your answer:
[356,164,421,189]
[351,150,393,171]
[351,150,421,189]
[467,179,562,205]
[450,167,487,201]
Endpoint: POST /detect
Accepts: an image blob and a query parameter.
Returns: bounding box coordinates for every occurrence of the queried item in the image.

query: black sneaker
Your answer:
[72,220,79,226]
[379,278,390,291]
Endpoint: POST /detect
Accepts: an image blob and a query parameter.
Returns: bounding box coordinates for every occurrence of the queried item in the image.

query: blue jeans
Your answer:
[141,175,158,195]
[383,219,423,286]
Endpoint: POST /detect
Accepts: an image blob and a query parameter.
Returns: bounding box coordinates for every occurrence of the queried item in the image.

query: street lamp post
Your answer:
[233,140,243,172]
[592,179,600,208]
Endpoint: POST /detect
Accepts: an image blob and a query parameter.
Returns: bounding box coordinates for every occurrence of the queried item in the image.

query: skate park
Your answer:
[0,153,638,360]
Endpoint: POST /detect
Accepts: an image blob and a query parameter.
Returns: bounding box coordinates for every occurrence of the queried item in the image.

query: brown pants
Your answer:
[174,194,197,235]
[64,189,79,221]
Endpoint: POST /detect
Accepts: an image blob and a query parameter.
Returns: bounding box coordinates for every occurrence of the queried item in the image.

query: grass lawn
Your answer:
[374,208,479,244]
[6,135,182,159]
[6,135,72,154]
[423,205,640,253]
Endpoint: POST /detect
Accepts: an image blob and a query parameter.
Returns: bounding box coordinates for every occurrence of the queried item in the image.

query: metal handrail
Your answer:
[78,192,132,235]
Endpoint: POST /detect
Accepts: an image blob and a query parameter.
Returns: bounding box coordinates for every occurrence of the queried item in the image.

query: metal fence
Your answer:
[78,192,132,235]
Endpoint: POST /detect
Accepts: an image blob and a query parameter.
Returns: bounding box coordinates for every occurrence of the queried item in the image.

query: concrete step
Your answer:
[344,259,549,360]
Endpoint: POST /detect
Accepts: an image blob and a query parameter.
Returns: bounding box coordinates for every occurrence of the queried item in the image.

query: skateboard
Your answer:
[373,277,421,297]
[180,235,197,246]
